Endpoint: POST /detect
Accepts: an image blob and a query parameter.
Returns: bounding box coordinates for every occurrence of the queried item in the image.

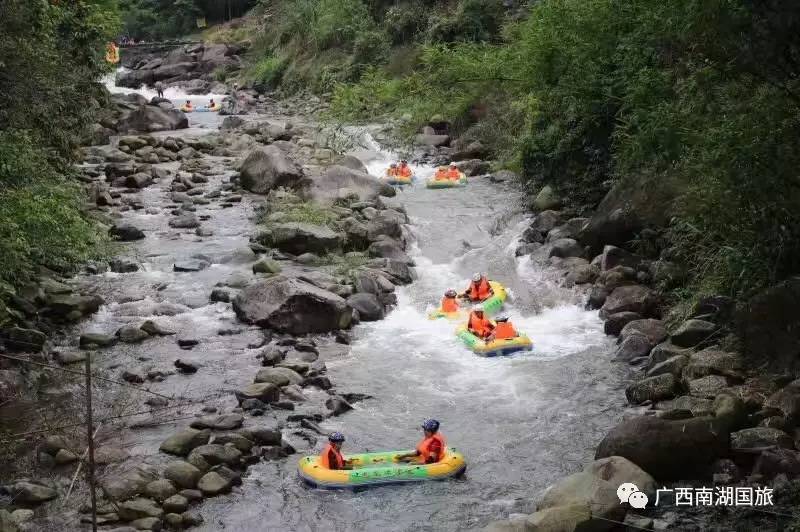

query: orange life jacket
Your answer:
[319,443,345,469]
[468,312,495,338]
[494,321,517,339]
[434,169,448,181]
[398,165,412,177]
[416,433,446,463]
[447,168,461,180]
[441,296,459,313]
[386,167,398,177]
[468,278,492,301]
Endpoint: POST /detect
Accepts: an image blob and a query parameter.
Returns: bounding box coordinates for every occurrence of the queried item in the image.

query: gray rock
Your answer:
[197,471,231,496]
[600,245,642,271]
[537,471,624,530]
[240,427,282,446]
[252,259,282,274]
[346,293,385,321]
[144,479,177,503]
[240,145,305,194]
[532,185,561,211]
[268,223,343,255]
[110,224,145,241]
[326,395,354,416]
[600,285,659,319]
[682,348,744,380]
[212,433,254,453]
[117,325,150,344]
[232,276,352,334]
[140,320,175,336]
[596,416,729,480]
[100,467,157,501]
[687,375,732,398]
[646,342,693,371]
[0,327,47,352]
[414,133,450,147]
[731,427,793,450]
[626,374,677,404]
[187,444,242,467]
[671,319,718,347]
[548,238,583,259]
[162,494,188,514]
[765,379,800,423]
[254,367,303,387]
[646,355,689,378]
[117,497,163,521]
[159,429,211,456]
[164,461,202,489]
[235,382,280,404]
[615,334,655,362]
[620,319,667,345]
[168,213,200,229]
[190,414,244,431]
[309,165,395,204]
[80,332,117,348]
[367,239,412,264]
[11,481,57,504]
[173,260,208,272]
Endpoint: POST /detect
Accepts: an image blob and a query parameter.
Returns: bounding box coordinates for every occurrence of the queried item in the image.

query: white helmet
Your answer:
[472,273,482,282]
[472,304,484,313]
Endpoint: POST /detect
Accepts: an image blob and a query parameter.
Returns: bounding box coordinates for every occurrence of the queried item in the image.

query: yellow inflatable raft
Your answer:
[425,172,467,188]
[298,448,466,489]
[456,325,533,357]
[385,174,414,186]
[179,105,194,113]
[428,281,507,320]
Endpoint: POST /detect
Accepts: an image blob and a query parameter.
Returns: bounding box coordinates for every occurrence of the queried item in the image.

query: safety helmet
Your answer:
[401,159,408,164]
[390,163,397,167]
[472,273,482,282]
[495,315,509,323]
[445,289,457,298]
[328,432,345,443]
[449,163,457,167]
[422,419,440,432]
[472,304,484,313]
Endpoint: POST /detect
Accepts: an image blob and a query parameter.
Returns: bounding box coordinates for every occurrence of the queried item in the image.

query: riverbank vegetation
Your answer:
[119,0,258,40]
[0,0,118,323]
[239,0,800,306]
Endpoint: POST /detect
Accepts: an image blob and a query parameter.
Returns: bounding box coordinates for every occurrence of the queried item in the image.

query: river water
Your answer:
[71,79,627,531]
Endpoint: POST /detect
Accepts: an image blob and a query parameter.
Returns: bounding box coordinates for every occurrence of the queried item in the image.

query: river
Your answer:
[68,78,627,531]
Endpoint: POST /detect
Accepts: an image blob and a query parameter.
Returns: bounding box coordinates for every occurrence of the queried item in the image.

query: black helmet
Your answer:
[328,432,345,443]
[422,419,440,432]
[445,289,457,298]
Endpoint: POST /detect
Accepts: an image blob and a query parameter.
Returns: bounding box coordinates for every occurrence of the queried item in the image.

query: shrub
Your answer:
[247,55,288,90]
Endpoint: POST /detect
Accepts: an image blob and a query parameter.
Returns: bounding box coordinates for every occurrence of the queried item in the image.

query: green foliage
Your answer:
[426,0,504,43]
[119,0,257,40]
[384,2,427,45]
[325,0,800,302]
[246,55,288,90]
[259,193,338,227]
[0,2,115,293]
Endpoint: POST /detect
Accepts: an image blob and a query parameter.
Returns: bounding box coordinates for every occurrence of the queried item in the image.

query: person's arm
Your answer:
[396,450,420,462]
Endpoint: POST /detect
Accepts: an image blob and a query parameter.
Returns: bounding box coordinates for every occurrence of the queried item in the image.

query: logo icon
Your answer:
[617,483,649,509]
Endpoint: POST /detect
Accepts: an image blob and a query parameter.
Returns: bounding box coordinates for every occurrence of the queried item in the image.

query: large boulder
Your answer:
[366,210,406,242]
[595,416,729,480]
[1,327,46,352]
[670,319,718,348]
[682,348,744,380]
[600,285,659,319]
[532,185,561,211]
[240,146,305,194]
[586,456,656,498]
[347,293,385,321]
[536,471,624,532]
[233,276,352,334]
[115,105,188,134]
[268,223,344,255]
[159,429,211,457]
[599,245,642,271]
[619,319,667,346]
[10,482,57,504]
[731,427,793,450]
[578,175,676,255]
[308,165,395,204]
[737,277,800,373]
[764,379,800,423]
[626,374,677,404]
